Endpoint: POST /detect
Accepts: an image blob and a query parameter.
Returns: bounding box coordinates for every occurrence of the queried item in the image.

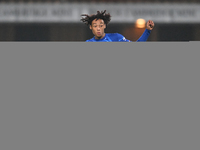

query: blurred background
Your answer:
[0,0,200,41]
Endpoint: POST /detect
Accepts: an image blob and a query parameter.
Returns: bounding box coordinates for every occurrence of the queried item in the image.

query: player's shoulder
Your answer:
[86,38,94,42]
[106,33,123,37]
[106,33,130,42]
[106,33,124,41]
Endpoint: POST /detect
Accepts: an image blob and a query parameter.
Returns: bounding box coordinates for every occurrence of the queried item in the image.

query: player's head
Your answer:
[81,10,111,39]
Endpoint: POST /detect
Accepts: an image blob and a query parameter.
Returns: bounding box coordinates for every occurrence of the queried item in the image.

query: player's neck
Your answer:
[95,33,106,40]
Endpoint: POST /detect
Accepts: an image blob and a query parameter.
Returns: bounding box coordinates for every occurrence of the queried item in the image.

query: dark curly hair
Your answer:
[81,10,111,26]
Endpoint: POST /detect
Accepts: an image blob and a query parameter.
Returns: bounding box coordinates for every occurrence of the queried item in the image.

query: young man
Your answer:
[81,10,154,42]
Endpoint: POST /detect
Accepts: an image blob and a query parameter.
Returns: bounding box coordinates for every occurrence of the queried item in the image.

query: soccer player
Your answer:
[81,10,154,42]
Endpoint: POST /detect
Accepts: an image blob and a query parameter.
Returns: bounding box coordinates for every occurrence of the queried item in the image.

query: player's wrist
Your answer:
[146,28,152,32]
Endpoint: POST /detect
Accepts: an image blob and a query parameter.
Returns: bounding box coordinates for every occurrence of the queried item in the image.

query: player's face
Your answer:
[90,19,106,39]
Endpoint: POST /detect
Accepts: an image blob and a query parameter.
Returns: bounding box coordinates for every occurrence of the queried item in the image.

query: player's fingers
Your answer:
[148,20,154,26]
[150,21,154,26]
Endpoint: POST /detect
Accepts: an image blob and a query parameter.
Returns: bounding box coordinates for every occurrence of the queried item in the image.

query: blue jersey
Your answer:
[86,29,151,42]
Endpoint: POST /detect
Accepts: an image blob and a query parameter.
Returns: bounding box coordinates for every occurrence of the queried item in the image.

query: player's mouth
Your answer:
[97,32,101,35]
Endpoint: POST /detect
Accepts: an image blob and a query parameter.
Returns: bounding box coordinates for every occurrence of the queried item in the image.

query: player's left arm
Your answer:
[136,20,155,42]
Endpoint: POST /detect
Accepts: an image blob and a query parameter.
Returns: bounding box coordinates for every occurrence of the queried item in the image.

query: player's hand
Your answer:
[146,20,154,30]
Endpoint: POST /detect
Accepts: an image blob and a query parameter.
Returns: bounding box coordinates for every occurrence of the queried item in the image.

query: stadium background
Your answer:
[0,0,200,41]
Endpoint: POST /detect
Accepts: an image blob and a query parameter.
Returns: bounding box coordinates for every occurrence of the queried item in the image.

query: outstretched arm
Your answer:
[136,20,155,42]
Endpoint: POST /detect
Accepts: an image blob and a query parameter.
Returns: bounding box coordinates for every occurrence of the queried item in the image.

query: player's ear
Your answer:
[89,25,92,30]
[104,24,106,28]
